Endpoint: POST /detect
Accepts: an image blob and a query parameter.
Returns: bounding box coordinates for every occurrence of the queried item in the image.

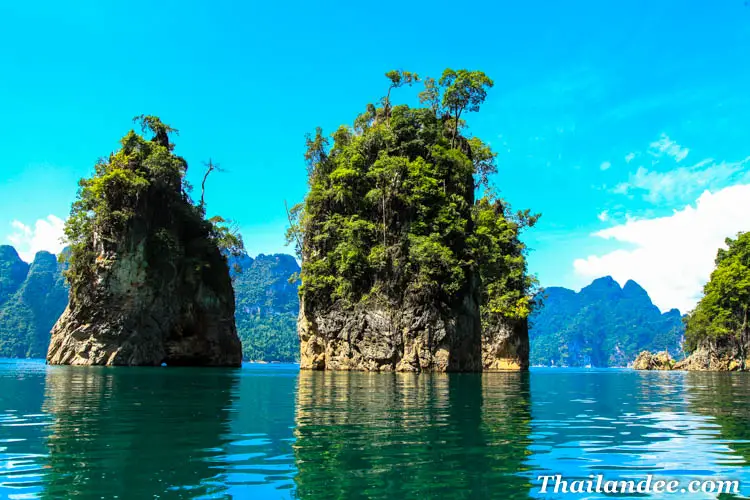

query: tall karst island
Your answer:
[47,116,244,366]
[291,69,539,372]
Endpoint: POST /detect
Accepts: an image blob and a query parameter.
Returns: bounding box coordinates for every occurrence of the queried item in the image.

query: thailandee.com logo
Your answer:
[537,474,741,496]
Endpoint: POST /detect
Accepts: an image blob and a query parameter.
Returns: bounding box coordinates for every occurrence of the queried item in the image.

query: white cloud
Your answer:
[600,161,611,171]
[625,152,636,163]
[573,183,750,313]
[7,215,67,263]
[649,133,690,162]
[613,157,748,203]
[597,210,609,222]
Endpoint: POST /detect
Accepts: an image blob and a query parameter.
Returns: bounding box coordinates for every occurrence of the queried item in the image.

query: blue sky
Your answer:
[2,0,750,312]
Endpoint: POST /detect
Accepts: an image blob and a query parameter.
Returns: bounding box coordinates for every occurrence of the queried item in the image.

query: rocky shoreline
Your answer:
[633,336,748,372]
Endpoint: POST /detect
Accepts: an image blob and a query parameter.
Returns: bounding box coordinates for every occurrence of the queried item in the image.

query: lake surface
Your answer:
[1,360,750,499]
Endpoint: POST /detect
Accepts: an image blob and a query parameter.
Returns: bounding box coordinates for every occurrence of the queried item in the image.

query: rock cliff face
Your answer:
[633,341,748,371]
[482,317,529,371]
[47,117,241,366]
[48,241,240,366]
[298,294,483,372]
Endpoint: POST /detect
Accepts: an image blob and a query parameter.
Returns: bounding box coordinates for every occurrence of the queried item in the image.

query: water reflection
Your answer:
[40,366,238,499]
[0,360,50,497]
[4,362,750,499]
[223,364,297,497]
[526,369,750,499]
[686,372,750,465]
[293,370,532,499]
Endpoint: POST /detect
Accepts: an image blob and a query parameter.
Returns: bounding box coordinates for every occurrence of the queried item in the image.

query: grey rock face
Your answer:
[632,350,675,370]
[482,317,529,371]
[298,294,484,372]
[47,238,241,367]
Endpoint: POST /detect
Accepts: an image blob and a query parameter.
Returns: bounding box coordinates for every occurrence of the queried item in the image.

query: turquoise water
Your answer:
[1,360,749,499]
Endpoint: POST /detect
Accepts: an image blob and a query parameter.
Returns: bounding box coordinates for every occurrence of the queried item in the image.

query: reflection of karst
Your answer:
[685,372,750,462]
[40,367,238,498]
[293,371,531,498]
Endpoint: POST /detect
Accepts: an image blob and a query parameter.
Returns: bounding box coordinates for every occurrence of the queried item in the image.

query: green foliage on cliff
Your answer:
[232,253,300,362]
[63,115,243,294]
[0,248,68,358]
[685,232,750,351]
[295,69,538,319]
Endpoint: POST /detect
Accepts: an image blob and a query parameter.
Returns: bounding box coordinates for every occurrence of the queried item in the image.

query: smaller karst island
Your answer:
[46,70,750,373]
[47,116,244,367]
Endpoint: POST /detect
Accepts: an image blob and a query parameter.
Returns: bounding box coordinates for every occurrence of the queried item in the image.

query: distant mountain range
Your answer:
[0,246,68,358]
[230,252,300,362]
[530,276,685,367]
[0,245,683,366]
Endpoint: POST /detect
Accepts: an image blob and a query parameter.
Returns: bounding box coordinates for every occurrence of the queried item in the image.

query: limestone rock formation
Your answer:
[632,350,675,370]
[47,117,241,366]
[295,69,536,373]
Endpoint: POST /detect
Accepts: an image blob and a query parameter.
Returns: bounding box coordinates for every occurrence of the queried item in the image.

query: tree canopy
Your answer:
[294,69,538,323]
[685,232,750,352]
[63,116,243,291]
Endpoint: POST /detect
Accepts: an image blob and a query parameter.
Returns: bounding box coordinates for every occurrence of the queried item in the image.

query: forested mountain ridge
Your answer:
[0,246,68,358]
[530,276,684,367]
[230,253,300,362]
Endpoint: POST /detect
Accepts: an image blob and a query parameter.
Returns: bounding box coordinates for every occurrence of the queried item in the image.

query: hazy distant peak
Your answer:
[622,279,648,298]
[0,245,23,262]
[580,275,621,296]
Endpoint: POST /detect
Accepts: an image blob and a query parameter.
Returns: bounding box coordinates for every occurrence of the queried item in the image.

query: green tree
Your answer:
[685,232,750,354]
[438,69,494,147]
[382,70,419,124]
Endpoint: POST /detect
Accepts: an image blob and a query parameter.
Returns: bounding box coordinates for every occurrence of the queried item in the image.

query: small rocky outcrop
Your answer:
[47,117,241,367]
[632,350,675,370]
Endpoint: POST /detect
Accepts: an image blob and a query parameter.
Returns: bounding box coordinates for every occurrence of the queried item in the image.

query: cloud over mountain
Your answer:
[574,183,750,312]
[6,215,66,263]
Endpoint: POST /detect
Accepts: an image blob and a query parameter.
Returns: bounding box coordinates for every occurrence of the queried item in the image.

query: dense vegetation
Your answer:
[291,69,538,325]
[0,247,68,358]
[63,115,243,298]
[530,277,684,367]
[231,253,300,362]
[685,232,750,352]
